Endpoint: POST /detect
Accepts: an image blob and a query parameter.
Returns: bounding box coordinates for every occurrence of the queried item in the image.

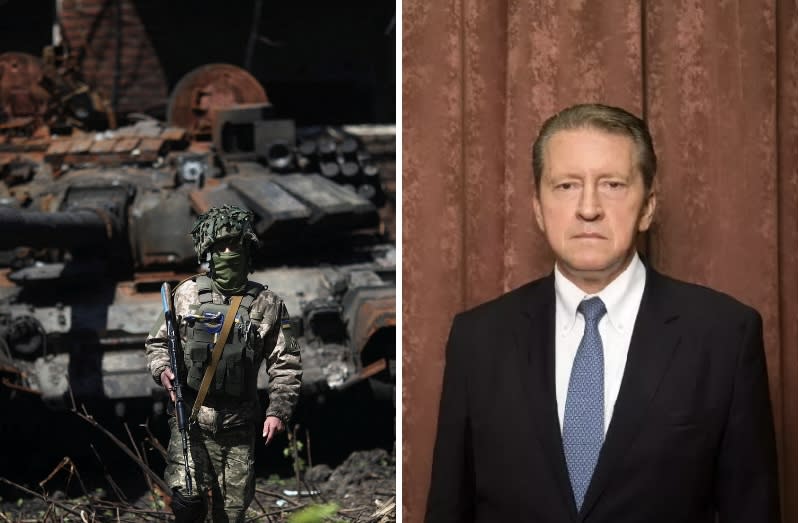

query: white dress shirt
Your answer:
[554,252,646,435]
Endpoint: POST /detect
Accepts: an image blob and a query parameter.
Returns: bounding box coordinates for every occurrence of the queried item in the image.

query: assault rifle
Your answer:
[161,282,193,495]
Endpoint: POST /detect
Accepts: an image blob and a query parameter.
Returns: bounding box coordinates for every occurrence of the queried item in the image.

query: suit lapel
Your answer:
[579,269,682,519]
[514,275,579,521]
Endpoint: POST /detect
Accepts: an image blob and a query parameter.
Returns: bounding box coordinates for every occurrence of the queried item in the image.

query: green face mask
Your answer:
[211,251,248,294]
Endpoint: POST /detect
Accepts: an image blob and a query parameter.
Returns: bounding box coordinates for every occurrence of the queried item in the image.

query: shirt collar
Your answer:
[554,252,646,335]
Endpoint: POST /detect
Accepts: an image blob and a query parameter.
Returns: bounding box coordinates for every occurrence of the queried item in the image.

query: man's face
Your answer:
[533,127,656,292]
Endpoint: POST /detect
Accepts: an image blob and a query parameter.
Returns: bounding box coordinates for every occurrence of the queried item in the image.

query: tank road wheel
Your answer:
[166,64,268,138]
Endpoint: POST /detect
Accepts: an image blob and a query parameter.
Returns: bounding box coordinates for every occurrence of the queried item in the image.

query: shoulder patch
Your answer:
[280,303,292,330]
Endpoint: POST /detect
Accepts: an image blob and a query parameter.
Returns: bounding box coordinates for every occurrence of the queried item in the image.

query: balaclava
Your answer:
[190,205,259,295]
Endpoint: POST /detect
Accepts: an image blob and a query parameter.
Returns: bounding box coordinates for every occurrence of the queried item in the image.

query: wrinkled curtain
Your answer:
[402,1,798,521]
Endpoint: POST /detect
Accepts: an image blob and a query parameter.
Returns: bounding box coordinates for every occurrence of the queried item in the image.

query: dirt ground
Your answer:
[0,446,396,522]
[251,447,396,522]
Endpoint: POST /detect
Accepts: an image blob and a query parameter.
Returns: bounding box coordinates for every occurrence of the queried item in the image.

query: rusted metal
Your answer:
[113,137,140,153]
[34,128,185,169]
[1,48,115,133]
[188,189,214,214]
[45,137,73,162]
[89,138,117,154]
[0,116,43,138]
[68,136,94,153]
[166,64,268,137]
[337,358,388,390]
[0,363,23,375]
[0,52,48,120]
[344,288,396,356]
[159,127,188,141]
[1,377,41,395]
[0,116,34,130]
[137,137,164,156]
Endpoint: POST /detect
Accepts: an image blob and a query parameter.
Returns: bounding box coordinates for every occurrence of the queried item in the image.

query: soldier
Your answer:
[145,205,302,522]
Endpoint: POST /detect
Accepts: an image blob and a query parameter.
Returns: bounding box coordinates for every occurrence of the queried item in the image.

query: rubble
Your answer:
[0,401,395,522]
[0,447,396,522]
[251,448,396,523]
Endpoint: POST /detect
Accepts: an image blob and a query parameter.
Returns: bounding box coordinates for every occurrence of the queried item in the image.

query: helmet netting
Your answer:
[190,205,259,262]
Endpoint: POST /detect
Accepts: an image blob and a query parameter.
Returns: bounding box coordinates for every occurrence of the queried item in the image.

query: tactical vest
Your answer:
[182,275,264,399]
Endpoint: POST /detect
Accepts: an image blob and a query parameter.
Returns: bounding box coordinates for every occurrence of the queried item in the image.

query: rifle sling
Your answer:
[190,294,243,422]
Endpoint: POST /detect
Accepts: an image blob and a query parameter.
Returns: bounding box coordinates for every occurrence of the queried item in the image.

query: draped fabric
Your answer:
[402,1,798,522]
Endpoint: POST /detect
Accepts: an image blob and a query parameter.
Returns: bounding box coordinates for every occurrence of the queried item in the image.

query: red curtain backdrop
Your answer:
[402,1,798,522]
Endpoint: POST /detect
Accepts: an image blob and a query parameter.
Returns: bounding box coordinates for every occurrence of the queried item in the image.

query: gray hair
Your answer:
[532,103,657,191]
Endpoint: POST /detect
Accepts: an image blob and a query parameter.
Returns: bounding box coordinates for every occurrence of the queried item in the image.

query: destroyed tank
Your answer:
[0,55,396,416]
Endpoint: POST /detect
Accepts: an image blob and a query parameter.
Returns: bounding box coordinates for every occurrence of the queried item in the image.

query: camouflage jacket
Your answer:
[145,277,302,432]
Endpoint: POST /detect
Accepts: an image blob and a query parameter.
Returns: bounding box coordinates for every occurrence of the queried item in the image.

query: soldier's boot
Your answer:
[171,488,207,523]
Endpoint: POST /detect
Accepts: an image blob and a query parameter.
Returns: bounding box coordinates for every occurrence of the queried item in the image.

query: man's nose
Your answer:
[577,184,603,221]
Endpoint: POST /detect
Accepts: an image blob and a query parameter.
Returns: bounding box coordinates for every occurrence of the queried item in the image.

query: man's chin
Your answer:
[559,257,623,278]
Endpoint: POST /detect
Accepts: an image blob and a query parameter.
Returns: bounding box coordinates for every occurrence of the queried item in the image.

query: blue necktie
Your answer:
[563,296,607,510]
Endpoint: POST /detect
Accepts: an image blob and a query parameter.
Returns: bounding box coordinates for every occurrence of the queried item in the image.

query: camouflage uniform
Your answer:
[145,207,302,522]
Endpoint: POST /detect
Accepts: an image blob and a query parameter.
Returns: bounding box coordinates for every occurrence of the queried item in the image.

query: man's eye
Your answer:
[556,183,574,190]
[604,181,625,189]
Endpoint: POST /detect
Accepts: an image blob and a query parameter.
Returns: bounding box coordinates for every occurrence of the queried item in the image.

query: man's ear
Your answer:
[533,190,545,233]
[638,186,657,232]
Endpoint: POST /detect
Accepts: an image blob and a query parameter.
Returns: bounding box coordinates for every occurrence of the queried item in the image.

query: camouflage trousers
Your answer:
[166,417,256,522]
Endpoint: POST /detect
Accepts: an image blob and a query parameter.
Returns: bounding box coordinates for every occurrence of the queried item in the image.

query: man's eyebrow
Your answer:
[545,172,583,180]
[548,171,631,179]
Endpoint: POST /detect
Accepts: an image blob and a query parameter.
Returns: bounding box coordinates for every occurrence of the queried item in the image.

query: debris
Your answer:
[1,395,394,522]
[282,489,321,497]
[304,464,333,484]
[71,404,170,493]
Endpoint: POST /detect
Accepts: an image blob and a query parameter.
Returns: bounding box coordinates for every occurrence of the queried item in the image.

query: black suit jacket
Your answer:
[425,268,779,522]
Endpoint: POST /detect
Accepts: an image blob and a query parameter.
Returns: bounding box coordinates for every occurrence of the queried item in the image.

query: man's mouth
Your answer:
[573,232,606,239]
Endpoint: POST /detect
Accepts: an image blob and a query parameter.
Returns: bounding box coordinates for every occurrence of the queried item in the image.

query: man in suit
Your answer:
[425,104,780,522]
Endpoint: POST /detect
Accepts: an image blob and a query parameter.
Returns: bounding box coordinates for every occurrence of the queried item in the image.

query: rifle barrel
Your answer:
[161,282,194,496]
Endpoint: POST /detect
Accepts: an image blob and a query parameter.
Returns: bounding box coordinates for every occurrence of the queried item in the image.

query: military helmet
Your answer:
[190,205,259,262]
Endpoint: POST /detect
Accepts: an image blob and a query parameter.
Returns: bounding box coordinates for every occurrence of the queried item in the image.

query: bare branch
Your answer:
[72,407,170,493]
[0,477,84,519]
